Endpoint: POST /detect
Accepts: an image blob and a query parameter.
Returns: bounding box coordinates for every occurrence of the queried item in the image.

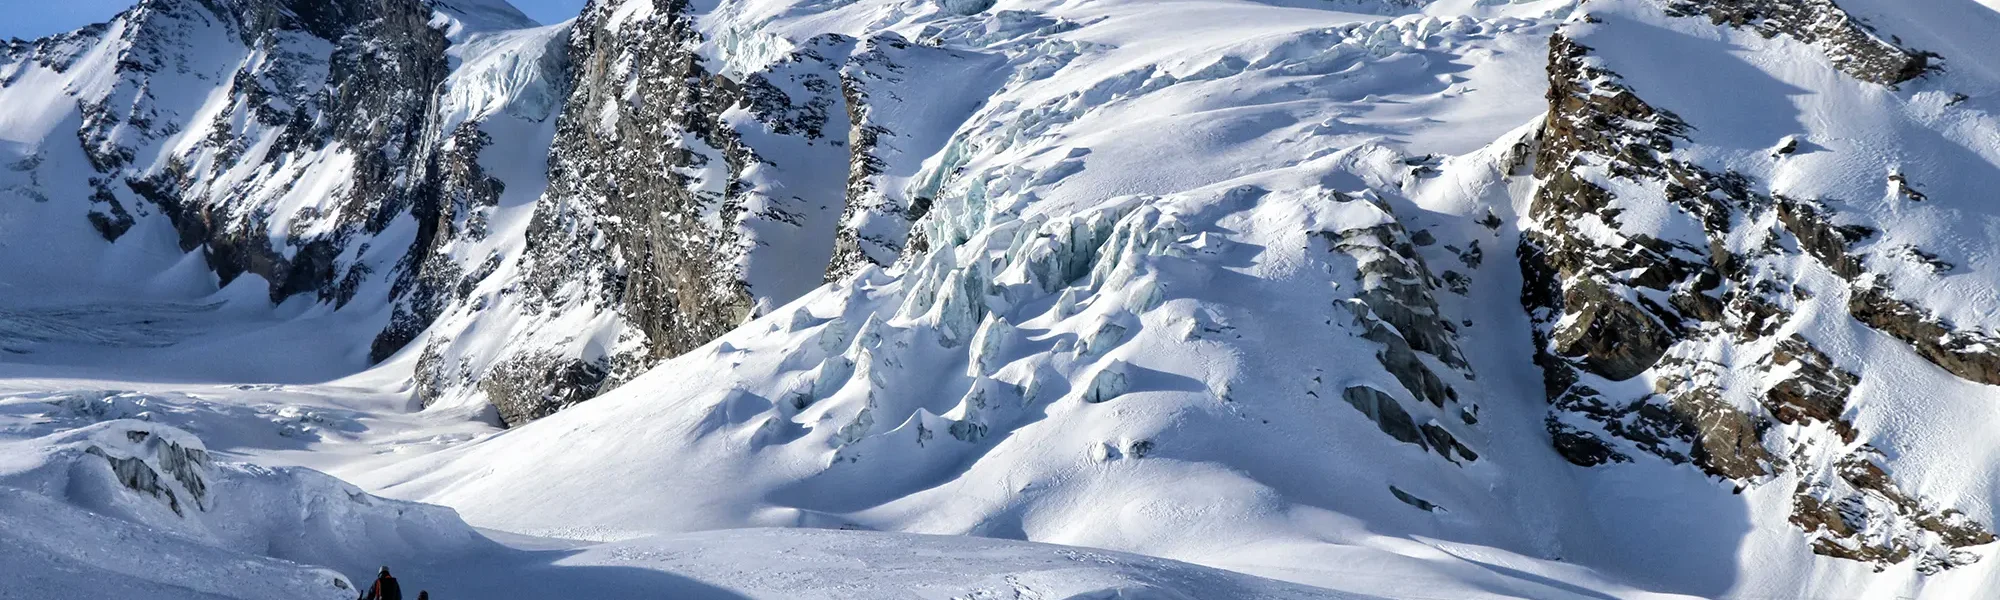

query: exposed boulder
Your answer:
[479,351,609,426]
[1763,335,1860,442]
[1550,280,1673,381]
[1773,197,1871,279]
[1847,285,2000,386]
[1340,386,1426,447]
[1653,362,1772,480]
[1389,486,1443,512]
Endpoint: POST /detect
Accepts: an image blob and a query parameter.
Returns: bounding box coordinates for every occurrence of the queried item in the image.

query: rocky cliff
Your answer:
[1520,0,1996,573]
[0,0,555,370]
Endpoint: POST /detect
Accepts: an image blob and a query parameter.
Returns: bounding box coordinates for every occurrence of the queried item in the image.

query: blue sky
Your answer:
[497,0,589,24]
[2,0,587,40]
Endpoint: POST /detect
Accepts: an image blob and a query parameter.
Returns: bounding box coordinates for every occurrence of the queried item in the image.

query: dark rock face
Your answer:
[23,0,485,320]
[374,122,510,363]
[1665,0,1931,86]
[86,184,138,241]
[1548,416,1628,467]
[1322,191,1479,465]
[417,6,989,425]
[1524,18,1992,571]
[1773,198,2000,386]
[1547,362,1775,480]
[131,0,447,305]
[1846,285,2000,386]
[2,22,110,73]
[494,0,751,421]
[1793,451,1997,573]
[1763,335,1859,441]
[479,350,608,426]
[1549,280,1672,381]
[1773,197,1870,279]
[10,0,585,421]
[1655,363,1772,480]
[1523,34,1715,391]
[1522,33,1746,475]
[13,0,943,427]
[462,4,907,425]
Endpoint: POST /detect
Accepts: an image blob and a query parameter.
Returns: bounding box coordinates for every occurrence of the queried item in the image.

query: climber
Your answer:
[416,592,429,600]
[362,566,403,600]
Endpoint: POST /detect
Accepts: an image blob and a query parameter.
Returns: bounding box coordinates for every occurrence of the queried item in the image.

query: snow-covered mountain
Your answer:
[5,0,2000,597]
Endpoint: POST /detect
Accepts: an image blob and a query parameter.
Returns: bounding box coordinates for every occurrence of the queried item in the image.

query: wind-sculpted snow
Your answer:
[383,152,1619,599]
[545,527,1360,599]
[0,302,221,350]
[0,420,494,598]
[0,389,365,449]
[0,377,1364,596]
[0,485,361,600]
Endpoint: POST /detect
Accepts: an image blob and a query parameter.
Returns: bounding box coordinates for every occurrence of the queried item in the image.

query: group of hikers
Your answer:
[358,567,429,600]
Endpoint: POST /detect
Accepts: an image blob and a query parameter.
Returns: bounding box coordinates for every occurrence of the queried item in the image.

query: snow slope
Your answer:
[374,0,1717,598]
[6,0,2000,598]
[0,407,1333,599]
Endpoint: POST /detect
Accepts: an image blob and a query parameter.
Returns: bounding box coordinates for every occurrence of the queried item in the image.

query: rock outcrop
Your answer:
[4,0,560,367]
[116,0,451,305]
[825,34,946,282]
[1664,0,1931,86]
[1521,5,1993,571]
[448,2,873,423]
[1323,189,1480,465]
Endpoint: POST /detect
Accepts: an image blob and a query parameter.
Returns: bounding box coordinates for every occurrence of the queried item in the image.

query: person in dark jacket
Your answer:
[364,566,402,600]
[416,592,428,600]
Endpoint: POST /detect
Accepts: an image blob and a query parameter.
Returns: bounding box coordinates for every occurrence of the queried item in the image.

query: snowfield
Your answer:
[5,0,2000,598]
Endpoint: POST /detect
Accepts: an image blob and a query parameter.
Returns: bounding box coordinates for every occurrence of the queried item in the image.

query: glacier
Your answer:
[5,0,2000,598]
